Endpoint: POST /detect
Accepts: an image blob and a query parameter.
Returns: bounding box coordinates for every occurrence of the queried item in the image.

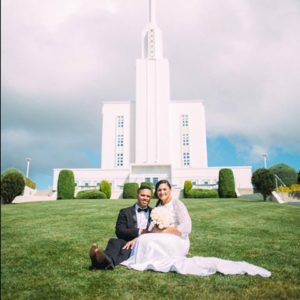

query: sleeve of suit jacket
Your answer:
[115,208,139,241]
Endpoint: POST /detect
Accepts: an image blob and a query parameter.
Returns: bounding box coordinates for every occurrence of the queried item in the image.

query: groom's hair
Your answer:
[137,186,152,195]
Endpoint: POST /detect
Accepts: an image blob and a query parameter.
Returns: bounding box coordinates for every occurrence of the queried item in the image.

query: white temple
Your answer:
[53,0,253,198]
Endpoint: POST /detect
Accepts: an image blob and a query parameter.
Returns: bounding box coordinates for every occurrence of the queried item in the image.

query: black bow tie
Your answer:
[137,207,148,213]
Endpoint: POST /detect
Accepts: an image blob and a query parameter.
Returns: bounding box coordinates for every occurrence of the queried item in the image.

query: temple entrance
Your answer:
[130,164,171,185]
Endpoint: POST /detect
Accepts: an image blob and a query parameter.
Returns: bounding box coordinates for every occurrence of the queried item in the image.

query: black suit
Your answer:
[103,205,152,268]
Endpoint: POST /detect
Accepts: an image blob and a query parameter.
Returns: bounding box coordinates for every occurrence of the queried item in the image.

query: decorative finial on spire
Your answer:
[149,0,156,24]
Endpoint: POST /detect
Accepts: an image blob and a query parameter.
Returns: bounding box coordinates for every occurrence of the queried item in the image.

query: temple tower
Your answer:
[135,0,171,164]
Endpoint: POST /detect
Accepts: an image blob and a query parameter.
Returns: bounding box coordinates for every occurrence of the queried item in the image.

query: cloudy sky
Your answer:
[2,0,300,189]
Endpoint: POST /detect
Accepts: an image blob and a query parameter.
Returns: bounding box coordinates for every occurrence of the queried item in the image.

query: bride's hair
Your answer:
[155,179,172,191]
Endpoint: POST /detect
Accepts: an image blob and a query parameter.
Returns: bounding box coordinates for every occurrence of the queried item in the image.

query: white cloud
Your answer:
[2,0,300,185]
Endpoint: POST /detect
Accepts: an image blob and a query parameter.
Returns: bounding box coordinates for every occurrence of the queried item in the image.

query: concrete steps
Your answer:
[13,190,57,203]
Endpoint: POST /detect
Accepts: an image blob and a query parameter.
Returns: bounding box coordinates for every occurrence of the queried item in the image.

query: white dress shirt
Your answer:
[135,204,149,235]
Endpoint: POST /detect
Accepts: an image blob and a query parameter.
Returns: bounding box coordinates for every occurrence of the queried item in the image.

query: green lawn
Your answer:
[1,199,300,300]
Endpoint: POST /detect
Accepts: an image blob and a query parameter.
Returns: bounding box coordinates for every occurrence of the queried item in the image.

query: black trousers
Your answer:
[104,238,131,267]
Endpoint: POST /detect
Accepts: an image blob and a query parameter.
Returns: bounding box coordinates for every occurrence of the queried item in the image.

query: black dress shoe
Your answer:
[94,249,114,270]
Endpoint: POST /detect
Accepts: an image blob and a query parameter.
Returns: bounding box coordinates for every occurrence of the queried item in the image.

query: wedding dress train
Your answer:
[121,233,271,277]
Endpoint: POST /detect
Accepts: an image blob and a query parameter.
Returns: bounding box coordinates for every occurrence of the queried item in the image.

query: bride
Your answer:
[121,180,271,277]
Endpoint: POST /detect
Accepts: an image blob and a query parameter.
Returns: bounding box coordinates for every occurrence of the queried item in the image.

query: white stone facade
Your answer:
[53,1,253,198]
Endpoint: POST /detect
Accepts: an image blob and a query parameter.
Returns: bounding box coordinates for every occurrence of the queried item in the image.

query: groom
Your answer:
[89,186,152,270]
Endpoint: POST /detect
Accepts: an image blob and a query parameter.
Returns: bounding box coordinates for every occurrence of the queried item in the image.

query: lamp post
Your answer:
[262,154,268,169]
[26,158,32,178]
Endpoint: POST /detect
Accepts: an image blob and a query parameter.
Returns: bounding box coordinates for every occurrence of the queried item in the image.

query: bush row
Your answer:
[183,168,236,199]
[76,189,107,199]
[185,188,218,198]
[276,184,300,193]
[56,170,112,200]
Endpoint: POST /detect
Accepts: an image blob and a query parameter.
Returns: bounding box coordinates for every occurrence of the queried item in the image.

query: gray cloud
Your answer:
[2,0,300,186]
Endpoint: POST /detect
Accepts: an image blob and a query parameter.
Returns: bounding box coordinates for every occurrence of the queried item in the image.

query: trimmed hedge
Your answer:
[218,168,236,198]
[123,183,139,199]
[185,189,218,199]
[25,177,36,189]
[100,180,111,199]
[1,170,25,204]
[184,180,193,197]
[57,170,75,200]
[76,189,107,199]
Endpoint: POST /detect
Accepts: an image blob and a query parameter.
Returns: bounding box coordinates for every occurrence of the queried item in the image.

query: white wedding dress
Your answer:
[121,199,271,277]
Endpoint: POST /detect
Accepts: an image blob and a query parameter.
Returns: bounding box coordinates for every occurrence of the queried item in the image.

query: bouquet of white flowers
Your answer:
[150,206,172,229]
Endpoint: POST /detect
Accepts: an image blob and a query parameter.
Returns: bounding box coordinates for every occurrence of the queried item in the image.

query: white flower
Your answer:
[150,206,171,229]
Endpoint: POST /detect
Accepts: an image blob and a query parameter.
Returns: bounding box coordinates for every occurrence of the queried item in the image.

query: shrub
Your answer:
[57,170,75,200]
[252,168,276,201]
[123,183,139,199]
[218,168,236,198]
[1,168,24,179]
[25,177,36,189]
[76,189,107,199]
[270,163,297,187]
[185,189,218,199]
[140,182,154,195]
[276,186,291,193]
[276,184,300,193]
[184,180,193,197]
[1,170,25,204]
[290,184,300,192]
[100,180,111,199]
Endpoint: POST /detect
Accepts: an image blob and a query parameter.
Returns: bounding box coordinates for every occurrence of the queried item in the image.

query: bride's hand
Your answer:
[162,226,181,236]
[122,238,137,250]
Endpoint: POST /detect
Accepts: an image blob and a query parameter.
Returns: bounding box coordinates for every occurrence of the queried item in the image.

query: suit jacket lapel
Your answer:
[130,205,137,227]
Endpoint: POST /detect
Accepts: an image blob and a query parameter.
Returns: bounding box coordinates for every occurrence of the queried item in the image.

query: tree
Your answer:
[251,168,275,201]
[1,170,25,204]
[100,180,111,199]
[57,170,75,199]
[218,168,236,198]
[297,171,300,184]
[269,163,297,187]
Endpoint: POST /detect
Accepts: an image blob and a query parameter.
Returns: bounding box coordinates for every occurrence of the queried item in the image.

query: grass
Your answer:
[1,198,300,300]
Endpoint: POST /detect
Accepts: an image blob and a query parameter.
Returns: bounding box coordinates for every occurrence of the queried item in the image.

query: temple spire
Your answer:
[149,0,156,24]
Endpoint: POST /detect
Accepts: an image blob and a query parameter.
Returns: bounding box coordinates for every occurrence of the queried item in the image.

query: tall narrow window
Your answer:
[117,115,124,128]
[182,133,189,146]
[116,153,123,167]
[182,114,189,127]
[181,115,190,166]
[183,152,190,166]
[117,134,124,147]
[115,116,125,167]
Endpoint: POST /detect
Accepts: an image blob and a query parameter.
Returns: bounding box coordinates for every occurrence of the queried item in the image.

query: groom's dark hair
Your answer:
[137,186,152,195]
